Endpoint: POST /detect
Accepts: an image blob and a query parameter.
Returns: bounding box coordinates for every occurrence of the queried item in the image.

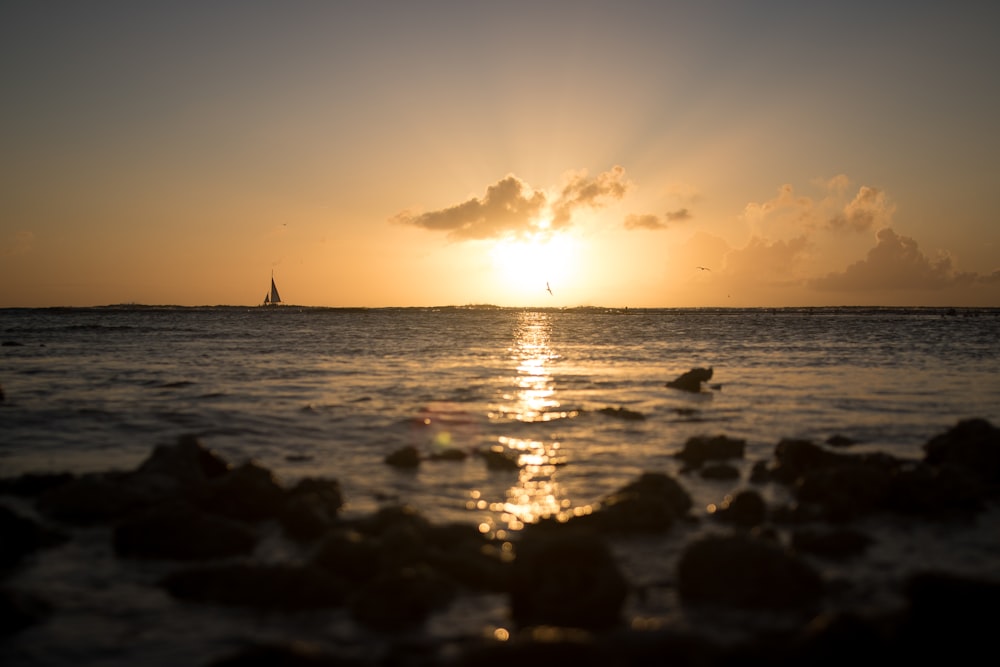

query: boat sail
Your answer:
[262,273,282,306]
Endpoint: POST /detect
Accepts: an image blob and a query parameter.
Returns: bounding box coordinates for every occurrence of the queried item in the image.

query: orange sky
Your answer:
[2,2,998,308]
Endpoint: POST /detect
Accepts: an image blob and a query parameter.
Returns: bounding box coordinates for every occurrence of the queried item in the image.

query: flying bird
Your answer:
[546,282,553,295]
[696,266,711,271]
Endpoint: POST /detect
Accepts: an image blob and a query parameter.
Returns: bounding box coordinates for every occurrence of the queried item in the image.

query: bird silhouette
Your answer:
[546,282,553,295]
[696,266,711,271]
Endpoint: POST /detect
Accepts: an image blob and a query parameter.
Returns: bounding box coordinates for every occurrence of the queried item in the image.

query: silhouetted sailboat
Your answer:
[262,273,282,306]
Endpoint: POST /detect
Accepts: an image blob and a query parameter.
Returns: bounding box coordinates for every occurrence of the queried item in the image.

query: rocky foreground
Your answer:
[2,418,1000,665]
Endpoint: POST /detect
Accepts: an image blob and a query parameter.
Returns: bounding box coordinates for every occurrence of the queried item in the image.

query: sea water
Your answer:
[2,305,999,664]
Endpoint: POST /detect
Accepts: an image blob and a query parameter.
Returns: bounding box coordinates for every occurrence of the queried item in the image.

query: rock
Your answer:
[0,472,75,497]
[0,587,51,636]
[593,472,692,533]
[509,525,628,630]
[666,367,713,392]
[711,489,767,528]
[279,477,344,542]
[675,434,746,469]
[113,501,257,560]
[160,563,348,610]
[479,447,521,471]
[922,418,1000,488]
[597,406,646,421]
[384,445,421,468]
[791,528,873,561]
[349,563,458,631]
[677,533,824,610]
[0,505,68,570]
[135,434,230,486]
[36,472,149,524]
[196,461,286,522]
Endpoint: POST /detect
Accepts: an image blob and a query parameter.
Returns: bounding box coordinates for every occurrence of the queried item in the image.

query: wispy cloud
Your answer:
[623,207,692,231]
[391,166,632,241]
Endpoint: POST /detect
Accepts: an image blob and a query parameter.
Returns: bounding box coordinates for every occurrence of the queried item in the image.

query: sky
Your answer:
[2,1,999,308]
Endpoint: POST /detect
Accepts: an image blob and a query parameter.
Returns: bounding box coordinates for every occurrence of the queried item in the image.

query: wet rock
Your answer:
[791,527,873,561]
[826,434,856,447]
[113,501,257,560]
[666,367,713,392]
[279,477,344,542]
[36,472,150,524]
[677,533,824,610]
[206,641,368,667]
[593,471,693,533]
[0,505,68,570]
[478,447,521,471]
[510,525,628,630]
[196,461,286,522]
[384,445,421,468]
[0,472,75,497]
[311,529,383,583]
[136,434,230,486]
[675,434,746,469]
[892,570,1000,661]
[161,563,348,610]
[0,587,51,636]
[922,418,1000,488]
[699,462,740,480]
[712,489,767,528]
[597,406,646,421]
[349,563,458,631]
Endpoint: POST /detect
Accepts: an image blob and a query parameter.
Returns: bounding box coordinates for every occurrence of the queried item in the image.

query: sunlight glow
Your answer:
[489,228,578,300]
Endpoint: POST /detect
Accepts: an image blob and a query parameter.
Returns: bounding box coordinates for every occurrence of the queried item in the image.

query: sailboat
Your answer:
[262,272,282,307]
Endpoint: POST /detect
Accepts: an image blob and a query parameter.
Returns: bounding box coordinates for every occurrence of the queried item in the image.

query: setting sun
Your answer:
[489,229,579,302]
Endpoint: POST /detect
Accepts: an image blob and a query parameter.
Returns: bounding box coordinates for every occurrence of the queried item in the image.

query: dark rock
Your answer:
[793,463,894,522]
[791,527,873,560]
[279,477,344,542]
[456,627,616,667]
[0,587,51,636]
[509,526,628,630]
[206,641,366,667]
[0,505,68,570]
[1,341,24,347]
[0,472,75,497]
[892,570,1000,660]
[712,489,767,528]
[922,418,1000,488]
[113,501,257,560]
[597,406,646,421]
[479,447,521,471]
[311,529,383,583]
[161,563,348,610]
[675,434,746,468]
[349,563,458,631]
[384,445,421,468]
[593,471,692,533]
[886,463,985,516]
[36,472,149,524]
[699,462,740,480]
[197,461,286,522]
[136,434,230,485]
[677,533,824,610]
[826,434,856,447]
[666,367,713,392]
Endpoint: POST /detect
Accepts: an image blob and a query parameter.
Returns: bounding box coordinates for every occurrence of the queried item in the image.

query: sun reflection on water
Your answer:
[475,311,587,533]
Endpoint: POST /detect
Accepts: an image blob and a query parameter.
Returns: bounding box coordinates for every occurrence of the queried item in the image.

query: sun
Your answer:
[489,228,578,302]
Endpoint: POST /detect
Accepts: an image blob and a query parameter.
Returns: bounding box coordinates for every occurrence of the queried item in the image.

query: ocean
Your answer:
[2,305,999,664]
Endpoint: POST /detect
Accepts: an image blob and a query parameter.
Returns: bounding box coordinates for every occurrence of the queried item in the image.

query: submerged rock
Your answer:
[666,367,713,392]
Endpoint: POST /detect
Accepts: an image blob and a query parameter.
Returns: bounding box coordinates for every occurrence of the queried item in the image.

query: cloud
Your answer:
[390,175,546,241]
[623,208,691,231]
[624,214,665,230]
[741,179,895,237]
[827,186,895,232]
[391,166,632,241]
[2,231,34,257]
[549,165,633,227]
[810,227,978,291]
[722,235,812,287]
